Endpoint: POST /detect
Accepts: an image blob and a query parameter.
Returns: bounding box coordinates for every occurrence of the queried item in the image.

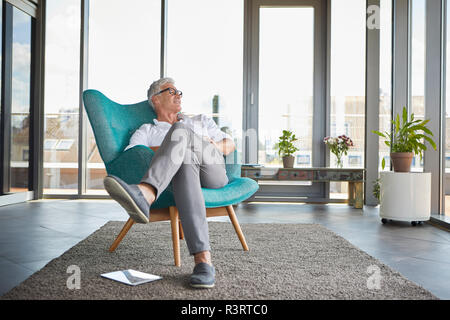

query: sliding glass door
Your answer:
[10,7,32,193]
[245,0,327,201]
[1,1,36,205]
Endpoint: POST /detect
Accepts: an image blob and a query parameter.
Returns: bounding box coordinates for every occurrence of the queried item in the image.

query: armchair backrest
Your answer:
[83,89,156,165]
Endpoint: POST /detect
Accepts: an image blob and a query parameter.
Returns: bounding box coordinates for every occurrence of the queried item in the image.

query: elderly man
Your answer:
[103,77,235,288]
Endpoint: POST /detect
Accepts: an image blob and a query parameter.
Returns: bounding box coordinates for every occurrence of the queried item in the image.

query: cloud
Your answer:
[12,42,31,80]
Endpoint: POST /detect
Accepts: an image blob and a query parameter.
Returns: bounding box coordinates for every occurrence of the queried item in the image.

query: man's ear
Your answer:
[151,95,159,107]
[151,96,161,115]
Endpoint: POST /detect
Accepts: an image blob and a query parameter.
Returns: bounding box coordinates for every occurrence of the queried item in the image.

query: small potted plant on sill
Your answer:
[275,130,300,168]
[372,106,437,172]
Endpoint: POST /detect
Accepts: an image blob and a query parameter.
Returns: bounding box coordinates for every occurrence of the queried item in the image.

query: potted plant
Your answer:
[372,106,437,172]
[275,130,300,168]
[323,135,354,168]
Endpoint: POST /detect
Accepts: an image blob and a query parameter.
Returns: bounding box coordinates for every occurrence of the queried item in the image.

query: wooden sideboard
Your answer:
[241,166,365,209]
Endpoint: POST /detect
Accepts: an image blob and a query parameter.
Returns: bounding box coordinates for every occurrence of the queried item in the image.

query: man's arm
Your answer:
[124,124,150,151]
[203,114,235,155]
[210,138,235,156]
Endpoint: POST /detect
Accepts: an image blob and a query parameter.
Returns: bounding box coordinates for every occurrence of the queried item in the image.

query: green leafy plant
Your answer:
[372,178,381,203]
[372,106,437,169]
[275,130,300,157]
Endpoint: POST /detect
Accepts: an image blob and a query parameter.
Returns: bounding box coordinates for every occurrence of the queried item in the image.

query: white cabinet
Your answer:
[379,172,431,225]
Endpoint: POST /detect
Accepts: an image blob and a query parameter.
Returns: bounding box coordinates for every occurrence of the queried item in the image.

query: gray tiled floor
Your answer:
[0,199,449,299]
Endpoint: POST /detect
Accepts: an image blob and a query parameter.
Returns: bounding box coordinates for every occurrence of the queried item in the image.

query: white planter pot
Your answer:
[379,172,431,222]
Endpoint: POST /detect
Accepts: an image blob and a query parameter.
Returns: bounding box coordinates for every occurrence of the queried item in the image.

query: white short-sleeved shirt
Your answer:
[124,114,232,151]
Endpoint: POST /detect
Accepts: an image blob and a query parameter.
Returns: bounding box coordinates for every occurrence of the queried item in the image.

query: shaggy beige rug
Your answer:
[1,221,437,300]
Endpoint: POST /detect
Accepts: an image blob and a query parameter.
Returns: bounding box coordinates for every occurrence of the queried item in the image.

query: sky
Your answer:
[87,0,161,104]
[44,0,80,114]
[10,7,31,124]
[411,0,426,98]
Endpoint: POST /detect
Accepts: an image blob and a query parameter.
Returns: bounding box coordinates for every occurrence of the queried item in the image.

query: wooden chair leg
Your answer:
[226,205,249,251]
[179,220,184,240]
[169,206,181,267]
[109,218,135,252]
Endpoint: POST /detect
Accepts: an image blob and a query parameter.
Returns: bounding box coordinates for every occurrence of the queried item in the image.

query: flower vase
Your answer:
[335,154,344,168]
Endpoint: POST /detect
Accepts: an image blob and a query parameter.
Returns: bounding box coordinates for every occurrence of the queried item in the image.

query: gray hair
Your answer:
[147,77,175,102]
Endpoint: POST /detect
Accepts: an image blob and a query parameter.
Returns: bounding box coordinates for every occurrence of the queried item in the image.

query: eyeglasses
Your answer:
[155,87,183,97]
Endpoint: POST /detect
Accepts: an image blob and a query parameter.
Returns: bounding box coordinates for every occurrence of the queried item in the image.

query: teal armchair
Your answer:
[82,89,259,266]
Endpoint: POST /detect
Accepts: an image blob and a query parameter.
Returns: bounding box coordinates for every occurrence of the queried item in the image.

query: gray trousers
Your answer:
[141,121,229,255]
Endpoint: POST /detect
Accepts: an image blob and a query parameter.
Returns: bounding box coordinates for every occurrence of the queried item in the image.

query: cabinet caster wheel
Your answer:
[411,221,417,227]
[381,218,388,224]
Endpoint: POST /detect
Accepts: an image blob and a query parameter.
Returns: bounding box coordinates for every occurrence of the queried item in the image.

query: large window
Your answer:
[379,0,392,172]
[410,0,426,172]
[330,0,366,198]
[38,0,424,204]
[167,0,244,160]
[258,7,314,168]
[43,0,81,194]
[87,0,161,194]
[446,0,450,216]
[10,7,32,193]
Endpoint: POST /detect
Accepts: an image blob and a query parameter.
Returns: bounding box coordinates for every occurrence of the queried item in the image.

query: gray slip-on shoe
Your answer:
[190,263,215,289]
[103,175,150,224]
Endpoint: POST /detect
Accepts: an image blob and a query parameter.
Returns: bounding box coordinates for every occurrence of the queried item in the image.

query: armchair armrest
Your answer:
[225,151,242,182]
[106,145,154,184]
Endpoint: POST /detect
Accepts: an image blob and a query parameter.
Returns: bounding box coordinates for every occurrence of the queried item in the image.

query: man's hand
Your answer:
[208,138,220,150]
[208,138,235,156]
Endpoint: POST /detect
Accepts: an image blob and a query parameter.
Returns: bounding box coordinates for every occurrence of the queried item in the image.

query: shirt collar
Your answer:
[153,119,172,127]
